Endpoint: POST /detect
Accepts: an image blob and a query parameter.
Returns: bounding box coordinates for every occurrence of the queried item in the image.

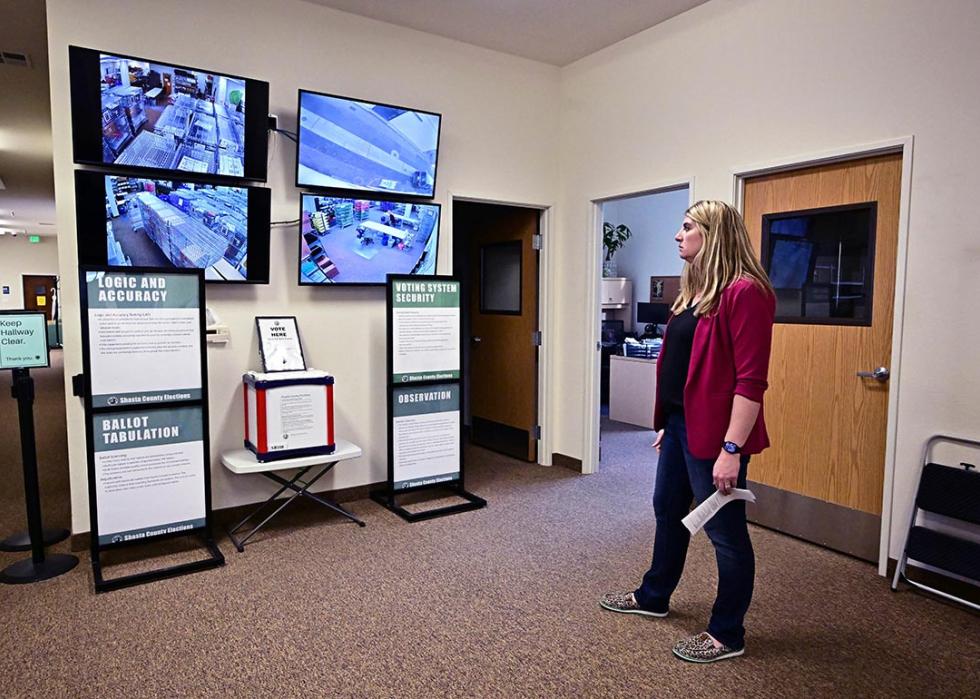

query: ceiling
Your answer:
[303,0,709,66]
[0,0,54,238]
[0,0,710,240]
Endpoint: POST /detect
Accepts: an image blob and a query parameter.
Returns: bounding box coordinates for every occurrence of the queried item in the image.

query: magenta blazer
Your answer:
[653,278,776,459]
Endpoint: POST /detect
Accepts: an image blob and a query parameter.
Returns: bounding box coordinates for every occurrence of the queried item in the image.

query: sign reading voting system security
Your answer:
[0,311,49,370]
[391,279,461,384]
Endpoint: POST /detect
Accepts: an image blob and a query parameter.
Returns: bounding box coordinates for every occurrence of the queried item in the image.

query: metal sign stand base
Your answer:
[370,484,486,523]
[0,527,70,552]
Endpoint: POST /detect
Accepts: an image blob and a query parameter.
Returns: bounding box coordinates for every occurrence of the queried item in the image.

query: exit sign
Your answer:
[29,235,41,244]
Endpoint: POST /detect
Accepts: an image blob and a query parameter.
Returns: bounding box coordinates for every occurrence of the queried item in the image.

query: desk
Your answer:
[221,439,365,551]
[361,220,407,240]
[609,355,656,429]
[145,87,163,100]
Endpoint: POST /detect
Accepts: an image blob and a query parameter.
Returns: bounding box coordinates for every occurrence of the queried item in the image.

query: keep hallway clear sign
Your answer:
[0,312,48,369]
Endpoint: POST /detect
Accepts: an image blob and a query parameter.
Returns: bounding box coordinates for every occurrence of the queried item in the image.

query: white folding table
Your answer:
[221,439,365,552]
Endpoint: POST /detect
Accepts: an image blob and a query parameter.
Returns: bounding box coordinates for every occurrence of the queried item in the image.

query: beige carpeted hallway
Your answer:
[0,361,977,697]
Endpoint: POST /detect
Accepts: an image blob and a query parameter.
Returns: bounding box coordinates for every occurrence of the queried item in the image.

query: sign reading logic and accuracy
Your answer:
[0,311,49,370]
[85,271,202,408]
[391,279,460,383]
[255,316,306,373]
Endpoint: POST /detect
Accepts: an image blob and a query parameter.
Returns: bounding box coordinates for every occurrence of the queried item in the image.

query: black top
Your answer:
[658,305,698,414]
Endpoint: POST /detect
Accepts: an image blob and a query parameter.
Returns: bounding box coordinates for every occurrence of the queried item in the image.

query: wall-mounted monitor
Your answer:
[74,170,271,284]
[298,194,440,285]
[296,90,441,198]
[69,46,269,181]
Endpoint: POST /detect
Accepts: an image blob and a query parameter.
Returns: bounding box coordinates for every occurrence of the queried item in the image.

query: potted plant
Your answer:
[603,222,632,277]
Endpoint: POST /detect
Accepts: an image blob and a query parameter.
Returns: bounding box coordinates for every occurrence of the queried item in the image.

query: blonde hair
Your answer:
[672,200,773,316]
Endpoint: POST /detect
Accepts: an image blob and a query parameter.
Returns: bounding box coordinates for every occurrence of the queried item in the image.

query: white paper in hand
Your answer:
[682,488,756,535]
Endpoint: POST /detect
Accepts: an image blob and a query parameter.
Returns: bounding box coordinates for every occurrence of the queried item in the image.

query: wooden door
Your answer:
[455,202,539,462]
[742,153,902,560]
[22,274,57,321]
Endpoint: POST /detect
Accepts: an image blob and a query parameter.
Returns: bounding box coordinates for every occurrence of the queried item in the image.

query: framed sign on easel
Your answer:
[78,267,223,592]
[371,274,486,522]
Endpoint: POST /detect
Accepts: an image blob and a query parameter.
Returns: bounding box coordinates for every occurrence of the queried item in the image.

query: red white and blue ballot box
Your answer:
[243,370,335,462]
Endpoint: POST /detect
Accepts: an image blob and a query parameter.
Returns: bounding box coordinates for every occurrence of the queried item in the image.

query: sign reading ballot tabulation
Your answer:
[0,312,49,370]
[85,271,202,408]
[392,382,460,490]
[391,279,460,384]
[92,406,206,545]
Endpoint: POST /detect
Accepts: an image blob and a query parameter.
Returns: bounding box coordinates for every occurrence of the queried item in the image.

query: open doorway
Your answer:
[597,185,689,467]
[453,200,542,462]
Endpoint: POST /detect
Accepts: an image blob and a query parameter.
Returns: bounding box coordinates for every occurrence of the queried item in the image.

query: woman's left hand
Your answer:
[712,452,741,495]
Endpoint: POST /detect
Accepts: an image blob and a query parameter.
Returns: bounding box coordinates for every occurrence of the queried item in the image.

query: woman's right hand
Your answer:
[652,429,664,452]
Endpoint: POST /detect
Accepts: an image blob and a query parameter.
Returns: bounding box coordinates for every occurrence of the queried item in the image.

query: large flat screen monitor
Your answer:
[74,170,271,284]
[298,194,440,285]
[69,46,269,181]
[296,90,441,198]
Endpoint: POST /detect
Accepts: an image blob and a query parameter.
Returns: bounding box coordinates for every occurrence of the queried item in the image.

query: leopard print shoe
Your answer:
[672,632,744,663]
[599,591,668,617]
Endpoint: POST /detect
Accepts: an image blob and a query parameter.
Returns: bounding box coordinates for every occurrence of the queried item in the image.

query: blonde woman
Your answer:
[600,200,775,663]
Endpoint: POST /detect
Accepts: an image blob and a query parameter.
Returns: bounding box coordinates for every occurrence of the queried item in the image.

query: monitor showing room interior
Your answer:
[298,194,440,285]
[69,46,269,180]
[296,90,441,198]
[74,171,271,283]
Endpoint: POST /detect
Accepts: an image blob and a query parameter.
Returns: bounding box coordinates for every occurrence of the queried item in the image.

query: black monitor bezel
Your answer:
[294,88,443,200]
[74,169,272,285]
[69,45,270,183]
[297,193,442,287]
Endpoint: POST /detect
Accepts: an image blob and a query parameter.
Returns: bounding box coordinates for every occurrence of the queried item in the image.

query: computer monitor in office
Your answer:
[637,302,671,324]
[601,319,624,344]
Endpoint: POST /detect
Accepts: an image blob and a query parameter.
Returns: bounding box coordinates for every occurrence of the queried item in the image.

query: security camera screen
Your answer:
[297,91,441,197]
[299,195,439,284]
[104,175,250,281]
[99,53,247,177]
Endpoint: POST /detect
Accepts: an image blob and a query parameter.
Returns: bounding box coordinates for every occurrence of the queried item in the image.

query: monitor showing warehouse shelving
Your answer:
[74,171,271,284]
[296,90,441,198]
[69,46,269,181]
[298,194,440,285]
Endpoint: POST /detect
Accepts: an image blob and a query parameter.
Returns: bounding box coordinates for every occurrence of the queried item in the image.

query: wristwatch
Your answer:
[722,441,741,455]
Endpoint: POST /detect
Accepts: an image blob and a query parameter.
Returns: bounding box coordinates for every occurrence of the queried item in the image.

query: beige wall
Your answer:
[46,0,561,533]
[555,0,980,561]
[0,236,59,310]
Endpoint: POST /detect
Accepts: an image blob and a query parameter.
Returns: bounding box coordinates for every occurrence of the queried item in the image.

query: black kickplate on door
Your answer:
[471,417,531,461]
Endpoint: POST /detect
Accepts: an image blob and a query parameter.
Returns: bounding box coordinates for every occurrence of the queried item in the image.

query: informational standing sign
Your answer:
[79,267,222,592]
[0,312,49,370]
[255,316,306,372]
[372,275,485,521]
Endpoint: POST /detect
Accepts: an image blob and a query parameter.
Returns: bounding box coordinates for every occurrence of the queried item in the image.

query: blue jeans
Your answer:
[633,411,754,650]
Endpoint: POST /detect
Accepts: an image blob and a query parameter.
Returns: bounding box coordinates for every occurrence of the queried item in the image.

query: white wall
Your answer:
[555,0,980,561]
[602,187,688,326]
[47,0,561,533]
[0,236,59,310]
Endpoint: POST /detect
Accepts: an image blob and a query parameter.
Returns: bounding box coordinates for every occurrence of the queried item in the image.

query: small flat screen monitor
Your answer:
[69,46,269,181]
[637,302,671,324]
[296,90,441,198]
[601,320,624,344]
[74,170,271,284]
[298,194,440,285]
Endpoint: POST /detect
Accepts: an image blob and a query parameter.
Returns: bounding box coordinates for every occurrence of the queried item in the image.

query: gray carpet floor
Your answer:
[0,361,977,697]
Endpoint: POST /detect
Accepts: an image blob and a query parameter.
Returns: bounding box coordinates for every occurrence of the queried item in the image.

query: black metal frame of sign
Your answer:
[371,274,486,522]
[78,266,223,592]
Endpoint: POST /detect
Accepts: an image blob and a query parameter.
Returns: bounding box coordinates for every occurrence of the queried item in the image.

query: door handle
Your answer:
[471,336,482,344]
[856,366,890,381]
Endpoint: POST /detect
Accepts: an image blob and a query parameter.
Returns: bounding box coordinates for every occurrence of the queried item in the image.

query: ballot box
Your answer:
[243,369,335,461]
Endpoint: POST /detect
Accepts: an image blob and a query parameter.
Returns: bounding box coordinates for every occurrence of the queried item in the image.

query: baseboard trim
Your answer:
[747,481,880,562]
[552,452,583,473]
[70,480,384,552]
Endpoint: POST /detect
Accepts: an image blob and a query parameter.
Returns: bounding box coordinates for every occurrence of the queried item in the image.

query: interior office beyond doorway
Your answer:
[597,185,689,468]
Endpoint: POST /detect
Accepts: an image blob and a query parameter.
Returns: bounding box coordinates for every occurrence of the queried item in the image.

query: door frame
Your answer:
[449,192,554,465]
[730,136,915,575]
[584,177,696,475]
